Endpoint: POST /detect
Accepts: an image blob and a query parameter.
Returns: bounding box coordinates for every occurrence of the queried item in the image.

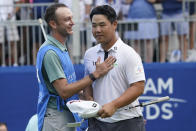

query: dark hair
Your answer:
[90,5,117,23]
[0,122,7,129]
[44,3,67,28]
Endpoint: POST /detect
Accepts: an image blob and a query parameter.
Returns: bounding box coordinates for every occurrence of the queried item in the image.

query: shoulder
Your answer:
[45,49,57,56]
[119,42,142,63]
[43,49,60,67]
[84,44,100,58]
[121,42,139,56]
[38,43,60,61]
[43,49,59,61]
[39,43,60,58]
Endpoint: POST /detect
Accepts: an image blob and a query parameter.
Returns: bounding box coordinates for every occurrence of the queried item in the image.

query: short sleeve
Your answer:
[43,50,66,83]
[125,52,145,85]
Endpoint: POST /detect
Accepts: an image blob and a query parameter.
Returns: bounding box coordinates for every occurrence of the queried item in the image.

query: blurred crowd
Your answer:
[0,0,196,66]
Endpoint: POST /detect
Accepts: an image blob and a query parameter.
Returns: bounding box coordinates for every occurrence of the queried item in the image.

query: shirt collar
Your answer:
[47,35,67,52]
[96,38,123,53]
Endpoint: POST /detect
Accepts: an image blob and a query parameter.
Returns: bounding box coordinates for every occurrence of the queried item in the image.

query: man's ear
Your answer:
[113,20,118,30]
[49,20,57,29]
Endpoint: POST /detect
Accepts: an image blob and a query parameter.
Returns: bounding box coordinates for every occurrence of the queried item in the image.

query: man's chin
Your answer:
[96,39,104,44]
[67,31,73,35]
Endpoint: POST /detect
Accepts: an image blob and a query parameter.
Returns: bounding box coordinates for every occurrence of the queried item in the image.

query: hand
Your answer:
[85,95,94,101]
[93,56,116,78]
[98,102,117,118]
[79,91,93,100]
[78,90,86,100]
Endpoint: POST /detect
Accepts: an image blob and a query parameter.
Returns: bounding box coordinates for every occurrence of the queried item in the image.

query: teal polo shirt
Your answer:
[40,35,68,109]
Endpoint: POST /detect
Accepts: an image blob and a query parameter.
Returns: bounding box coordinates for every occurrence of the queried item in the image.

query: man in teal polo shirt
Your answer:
[36,3,116,131]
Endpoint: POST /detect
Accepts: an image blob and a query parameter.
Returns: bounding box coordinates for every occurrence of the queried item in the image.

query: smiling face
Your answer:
[92,14,117,49]
[50,7,74,37]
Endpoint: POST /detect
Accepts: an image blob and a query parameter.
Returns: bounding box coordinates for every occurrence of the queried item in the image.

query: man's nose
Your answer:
[95,26,101,32]
[70,19,75,25]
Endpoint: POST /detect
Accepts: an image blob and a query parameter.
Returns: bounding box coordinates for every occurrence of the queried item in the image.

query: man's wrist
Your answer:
[89,73,97,81]
[92,71,100,79]
[111,100,120,110]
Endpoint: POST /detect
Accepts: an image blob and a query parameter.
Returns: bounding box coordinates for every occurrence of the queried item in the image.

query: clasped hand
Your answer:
[98,102,117,118]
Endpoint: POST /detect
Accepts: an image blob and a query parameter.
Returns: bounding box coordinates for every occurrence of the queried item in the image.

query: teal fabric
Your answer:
[25,114,38,131]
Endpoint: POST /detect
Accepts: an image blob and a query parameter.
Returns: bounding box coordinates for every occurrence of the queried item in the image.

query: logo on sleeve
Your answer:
[135,65,144,74]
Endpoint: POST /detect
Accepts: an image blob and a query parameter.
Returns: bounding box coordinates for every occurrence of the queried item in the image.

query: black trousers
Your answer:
[88,117,145,131]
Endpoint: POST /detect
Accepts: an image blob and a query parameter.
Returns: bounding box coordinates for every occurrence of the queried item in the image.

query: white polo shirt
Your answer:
[84,38,145,123]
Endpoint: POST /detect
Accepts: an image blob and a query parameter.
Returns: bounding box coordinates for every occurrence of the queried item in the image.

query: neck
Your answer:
[102,36,118,51]
[51,31,67,45]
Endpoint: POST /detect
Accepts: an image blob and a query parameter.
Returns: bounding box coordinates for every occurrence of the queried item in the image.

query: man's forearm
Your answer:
[53,56,116,100]
[98,81,145,118]
[111,81,145,109]
[83,85,93,100]
[53,75,95,100]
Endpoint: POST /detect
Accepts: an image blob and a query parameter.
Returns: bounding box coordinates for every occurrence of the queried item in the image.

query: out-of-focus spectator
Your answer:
[31,0,55,65]
[0,122,8,131]
[185,1,196,62]
[159,0,189,62]
[33,0,55,19]
[189,1,196,50]
[58,0,92,23]
[95,0,122,19]
[58,0,93,58]
[120,0,131,20]
[0,0,20,66]
[124,0,159,63]
[18,0,33,65]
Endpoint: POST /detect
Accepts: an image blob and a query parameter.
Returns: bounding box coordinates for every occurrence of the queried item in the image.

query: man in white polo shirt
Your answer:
[84,5,146,131]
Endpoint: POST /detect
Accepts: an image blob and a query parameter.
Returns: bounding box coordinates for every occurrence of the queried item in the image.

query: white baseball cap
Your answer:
[66,100,101,119]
